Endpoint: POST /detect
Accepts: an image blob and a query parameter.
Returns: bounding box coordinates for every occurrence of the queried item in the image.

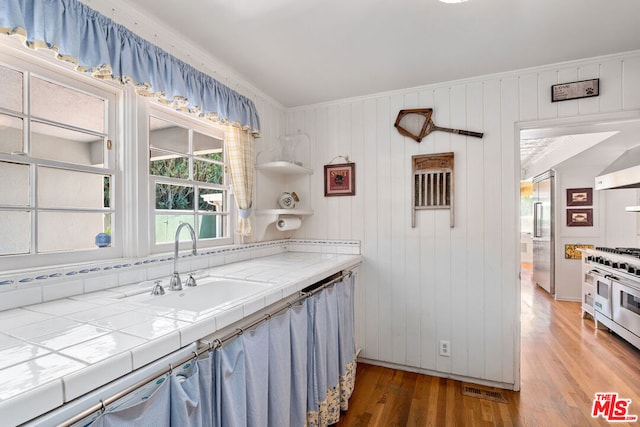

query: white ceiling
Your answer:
[116,0,640,107]
[519,117,640,179]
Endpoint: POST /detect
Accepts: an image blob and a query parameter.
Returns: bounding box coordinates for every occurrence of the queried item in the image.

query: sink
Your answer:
[123,277,273,312]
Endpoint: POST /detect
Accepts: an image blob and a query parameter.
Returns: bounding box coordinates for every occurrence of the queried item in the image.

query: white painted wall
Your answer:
[284,51,640,387]
[605,189,640,247]
[552,160,638,302]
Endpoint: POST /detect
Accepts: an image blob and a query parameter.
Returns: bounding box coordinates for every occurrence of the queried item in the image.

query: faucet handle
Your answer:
[169,273,182,291]
[185,274,197,287]
[151,280,166,296]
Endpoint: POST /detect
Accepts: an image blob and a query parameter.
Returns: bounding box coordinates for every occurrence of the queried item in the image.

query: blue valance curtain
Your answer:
[0,0,261,136]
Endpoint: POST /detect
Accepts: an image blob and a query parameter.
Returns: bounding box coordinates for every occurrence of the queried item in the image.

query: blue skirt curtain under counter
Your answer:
[306,285,341,426]
[289,300,310,427]
[169,354,214,427]
[90,375,170,427]
[216,337,247,427]
[73,274,355,427]
[244,321,270,427]
[337,274,357,409]
[266,309,293,427]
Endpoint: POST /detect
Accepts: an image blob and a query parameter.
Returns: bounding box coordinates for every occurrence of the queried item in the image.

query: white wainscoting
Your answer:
[283,51,640,387]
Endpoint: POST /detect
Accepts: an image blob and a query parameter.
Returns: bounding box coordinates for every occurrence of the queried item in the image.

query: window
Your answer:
[0,61,118,267]
[149,108,231,249]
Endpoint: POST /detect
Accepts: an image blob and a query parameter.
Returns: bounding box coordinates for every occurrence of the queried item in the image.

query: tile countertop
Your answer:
[0,251,362,426]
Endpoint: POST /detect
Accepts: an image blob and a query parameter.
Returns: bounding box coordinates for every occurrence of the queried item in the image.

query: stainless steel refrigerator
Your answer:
[532,171,555,296]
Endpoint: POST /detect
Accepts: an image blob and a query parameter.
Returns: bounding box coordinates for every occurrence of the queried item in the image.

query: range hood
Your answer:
[595,144,640,190]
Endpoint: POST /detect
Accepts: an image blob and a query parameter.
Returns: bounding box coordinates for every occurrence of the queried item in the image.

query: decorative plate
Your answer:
[277,192,299,209]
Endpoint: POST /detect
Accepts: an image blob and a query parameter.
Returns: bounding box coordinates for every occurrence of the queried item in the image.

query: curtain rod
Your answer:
[57,269,354,427]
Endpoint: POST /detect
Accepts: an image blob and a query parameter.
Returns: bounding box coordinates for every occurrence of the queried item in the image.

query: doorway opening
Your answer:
[516,112,640,390]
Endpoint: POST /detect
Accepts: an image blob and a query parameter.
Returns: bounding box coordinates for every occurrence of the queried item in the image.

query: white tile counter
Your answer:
[0,249,362,426]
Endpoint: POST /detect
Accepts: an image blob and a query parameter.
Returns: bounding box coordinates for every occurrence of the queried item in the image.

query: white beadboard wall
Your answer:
[284,51,640,387]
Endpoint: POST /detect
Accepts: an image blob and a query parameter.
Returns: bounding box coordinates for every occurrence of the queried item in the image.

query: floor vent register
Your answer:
[461,384,509,404]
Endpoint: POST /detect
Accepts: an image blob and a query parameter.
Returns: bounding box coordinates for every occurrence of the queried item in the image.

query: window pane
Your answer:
[0,65,23,112]
[198,214,225,239]
[0,114,24,154]
[149,150,189,179]
[31,77,104,133]
[31,122,104,166]
[38,212,111,252]
[0,211,30,255]
[155,183,194,210]
[200,152,223,161]
[149,117,188,153]
[155,215,195,244]
[194,159,223,184]
[104,176,111,208]
[0,162,29,206]
[198,188,224,212]
[193,131,222,156]
[38,168,108,209]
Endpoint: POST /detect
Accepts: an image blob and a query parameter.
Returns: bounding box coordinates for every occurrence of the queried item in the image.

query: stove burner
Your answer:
[590,248,640,278]
[595,247,640,258]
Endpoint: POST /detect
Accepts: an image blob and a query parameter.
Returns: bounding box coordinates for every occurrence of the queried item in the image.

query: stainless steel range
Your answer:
[584,247,640,350]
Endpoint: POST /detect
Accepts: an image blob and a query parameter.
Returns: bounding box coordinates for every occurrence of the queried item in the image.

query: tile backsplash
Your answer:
[0,239,360,312]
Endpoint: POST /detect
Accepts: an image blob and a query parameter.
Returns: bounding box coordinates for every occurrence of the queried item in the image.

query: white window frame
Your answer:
[147,104,234,253]
[0,45,122,271]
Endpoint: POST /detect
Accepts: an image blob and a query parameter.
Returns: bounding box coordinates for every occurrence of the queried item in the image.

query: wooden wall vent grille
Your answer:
[412,152,454,228]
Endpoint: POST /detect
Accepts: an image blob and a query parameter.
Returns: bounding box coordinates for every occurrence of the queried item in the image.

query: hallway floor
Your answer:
[336,263,640,426]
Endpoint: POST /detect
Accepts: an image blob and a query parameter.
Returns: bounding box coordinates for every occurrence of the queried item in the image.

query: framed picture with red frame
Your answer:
[324,162,355,197]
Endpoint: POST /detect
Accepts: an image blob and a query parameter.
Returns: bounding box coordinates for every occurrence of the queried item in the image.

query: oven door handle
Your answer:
[604,274,618,281]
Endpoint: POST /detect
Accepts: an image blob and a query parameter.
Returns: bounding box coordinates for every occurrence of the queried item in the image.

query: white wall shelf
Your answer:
[254,158,314,240]
[255,209,314,216]
[256,161,314,176]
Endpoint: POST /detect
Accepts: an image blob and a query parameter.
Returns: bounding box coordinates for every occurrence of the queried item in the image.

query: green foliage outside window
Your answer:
[151,153,224,210]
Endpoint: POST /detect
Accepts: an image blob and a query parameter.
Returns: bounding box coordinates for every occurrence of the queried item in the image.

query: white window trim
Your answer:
[0,37,238,274]
[0,43,123,272]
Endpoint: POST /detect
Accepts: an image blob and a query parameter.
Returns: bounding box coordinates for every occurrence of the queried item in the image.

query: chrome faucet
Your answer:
[169,223,197,291]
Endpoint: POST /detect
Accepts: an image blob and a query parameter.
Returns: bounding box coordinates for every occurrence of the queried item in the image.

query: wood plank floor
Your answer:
[336,263,640,426]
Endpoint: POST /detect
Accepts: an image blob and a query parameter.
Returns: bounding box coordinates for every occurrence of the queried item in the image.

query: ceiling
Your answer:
[116,0,640,107]
[520,117,640,179]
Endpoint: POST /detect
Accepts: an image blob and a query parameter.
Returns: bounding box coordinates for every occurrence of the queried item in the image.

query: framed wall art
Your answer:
[324,162,355,196]
[566,187,592,206]
[564,244,595,259]
[567,208,593,227]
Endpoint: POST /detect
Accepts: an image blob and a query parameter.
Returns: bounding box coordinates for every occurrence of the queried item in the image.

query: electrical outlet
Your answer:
[439,340,451,357]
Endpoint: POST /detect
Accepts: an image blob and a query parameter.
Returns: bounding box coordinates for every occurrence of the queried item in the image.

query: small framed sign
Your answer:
[324,162,355,196]
[551,79,599,102]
